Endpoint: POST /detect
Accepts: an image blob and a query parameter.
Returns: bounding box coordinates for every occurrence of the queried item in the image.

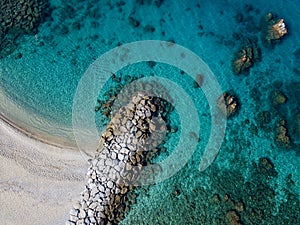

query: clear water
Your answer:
[0,0,299,224]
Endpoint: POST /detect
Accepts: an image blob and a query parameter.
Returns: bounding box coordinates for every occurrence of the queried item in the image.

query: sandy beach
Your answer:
[0,116,87,225]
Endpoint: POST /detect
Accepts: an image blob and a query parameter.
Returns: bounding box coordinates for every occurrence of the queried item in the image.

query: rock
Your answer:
[70,208,78,216]
[14,52,22,59]
[128,16,140,27]
[258,157,278,177]
[78,209,86,219]
[249,124,258,135]
[0,0,49,58]
[270,90,287,106]
[226,210,242,225]
[275,118,291,148]
[210,193,221,204]
[261,12,288,47]
[193,74,204,87]
[218,92,239,117]
[256,111,271,129]
[143,24,155,33]
[73,202,81,210]
[232,39,260,75]
[107,180,114,189]
[234,201,245,212]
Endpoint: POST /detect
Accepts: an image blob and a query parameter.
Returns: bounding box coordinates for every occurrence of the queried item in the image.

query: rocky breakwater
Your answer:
[67,93,168,225]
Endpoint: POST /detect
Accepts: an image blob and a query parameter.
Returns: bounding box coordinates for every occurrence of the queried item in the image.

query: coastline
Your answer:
[0,114,88,225]
[0,88,78,149]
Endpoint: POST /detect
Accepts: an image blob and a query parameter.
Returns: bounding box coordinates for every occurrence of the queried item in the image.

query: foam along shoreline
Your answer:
[0,116,89,225]
[0,88,79,149]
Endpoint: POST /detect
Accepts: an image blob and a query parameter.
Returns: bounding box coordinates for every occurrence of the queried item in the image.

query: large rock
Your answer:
[270,90,287,106]
[232,39,260,75]
[261,12,288,47]
[275,118,291,148]
[218,92,239,117]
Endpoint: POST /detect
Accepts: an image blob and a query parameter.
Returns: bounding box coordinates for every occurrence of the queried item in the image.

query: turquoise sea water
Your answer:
[1,0,300,224]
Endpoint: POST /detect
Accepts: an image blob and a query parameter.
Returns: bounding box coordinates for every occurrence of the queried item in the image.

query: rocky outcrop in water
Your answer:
[261,12,288,47]
[218,92,239,117]
[275,118,291,148]
[232,39,260,75]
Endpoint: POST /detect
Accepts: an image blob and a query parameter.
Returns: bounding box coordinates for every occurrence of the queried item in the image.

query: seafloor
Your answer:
[0,0,299,224]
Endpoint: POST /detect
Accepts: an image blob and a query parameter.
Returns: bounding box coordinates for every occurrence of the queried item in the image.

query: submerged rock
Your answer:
[218,92,239,117]
[0,0,48,34]
[256,111,271,129]
[261,12,288,47]
[275,118,291,148]
[0,0,49,58]
[258,157,278,177]
[232,39,260,75]
[225,210,242,225]
[270,90,287,106]
[193,74,204,88]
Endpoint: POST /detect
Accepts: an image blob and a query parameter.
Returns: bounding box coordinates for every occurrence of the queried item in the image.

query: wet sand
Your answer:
[0,88,78,149]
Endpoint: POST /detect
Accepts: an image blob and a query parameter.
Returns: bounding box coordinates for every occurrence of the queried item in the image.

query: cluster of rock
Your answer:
[95,79,173,120]
[268,90,293,148]
[67,93,168,225]
[0,0,49,58]
[225,210,243,225]
[261,12,288,46]
[217,92,239,117]
[0,0,47,34]
[258,157,278,177]
[270,90,287,106]
[275,118,291,148]
[232,39,260,75]
[232,12,288,74]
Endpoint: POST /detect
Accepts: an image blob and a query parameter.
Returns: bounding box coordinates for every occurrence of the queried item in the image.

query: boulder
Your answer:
[218,92,239,117]
[232,39,260,75]
[270,90,287,106]
[275,118,291,148]
[261,12,288,47]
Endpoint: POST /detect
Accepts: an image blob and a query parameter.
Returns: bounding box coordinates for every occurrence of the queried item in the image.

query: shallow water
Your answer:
[0,0,299,224]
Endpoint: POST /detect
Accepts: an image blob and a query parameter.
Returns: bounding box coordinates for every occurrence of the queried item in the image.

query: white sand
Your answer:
[0,118,88,225]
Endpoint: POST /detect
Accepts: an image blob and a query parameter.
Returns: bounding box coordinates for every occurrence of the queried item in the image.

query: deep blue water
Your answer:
[0,0,299,224]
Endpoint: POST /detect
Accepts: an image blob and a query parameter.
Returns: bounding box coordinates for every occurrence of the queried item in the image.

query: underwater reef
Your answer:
[0,0,50,58]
